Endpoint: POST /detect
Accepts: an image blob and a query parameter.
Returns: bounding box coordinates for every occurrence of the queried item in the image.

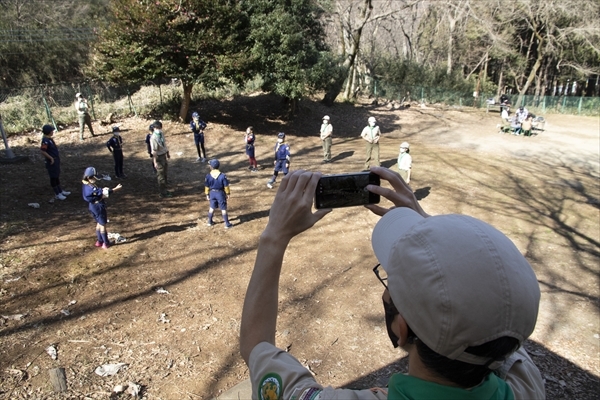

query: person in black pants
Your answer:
[106,126,125,178]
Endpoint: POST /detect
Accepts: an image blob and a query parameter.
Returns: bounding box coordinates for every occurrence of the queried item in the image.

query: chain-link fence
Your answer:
[373,81,600,116]
[0,81,187,135]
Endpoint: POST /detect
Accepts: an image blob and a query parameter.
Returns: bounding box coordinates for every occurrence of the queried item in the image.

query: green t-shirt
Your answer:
[387,373,515,400]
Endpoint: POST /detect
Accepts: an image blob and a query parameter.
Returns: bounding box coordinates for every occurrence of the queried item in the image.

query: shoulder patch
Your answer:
[258,373,283,400]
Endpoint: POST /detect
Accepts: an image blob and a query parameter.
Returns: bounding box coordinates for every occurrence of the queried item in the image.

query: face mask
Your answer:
[277,138,283,143]
[369,122,376,127]
[383,293,400,348]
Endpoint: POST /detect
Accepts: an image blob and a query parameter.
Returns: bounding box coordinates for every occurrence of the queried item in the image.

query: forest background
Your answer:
[1,0,599,128]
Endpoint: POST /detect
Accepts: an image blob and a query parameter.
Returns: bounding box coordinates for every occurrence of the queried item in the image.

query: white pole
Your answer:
[0,114,16,159]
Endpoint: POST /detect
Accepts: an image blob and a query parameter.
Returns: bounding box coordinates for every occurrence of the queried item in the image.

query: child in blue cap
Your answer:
[205,159,232,228]
[81,167,123,248]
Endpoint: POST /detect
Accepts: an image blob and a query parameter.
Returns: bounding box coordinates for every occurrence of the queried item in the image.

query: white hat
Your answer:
[323,115,330,121]
[75,92,82,98]
[368,116,376,123]
[400,142,410,149]
[372,208,540,368]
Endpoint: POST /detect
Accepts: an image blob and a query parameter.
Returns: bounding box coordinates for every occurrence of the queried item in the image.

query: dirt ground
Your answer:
[0,94,598,399]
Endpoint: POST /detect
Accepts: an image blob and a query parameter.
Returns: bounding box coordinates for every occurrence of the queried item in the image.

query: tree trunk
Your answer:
[516,34,544,107]
[447,18,454,75]
[322,0,373,106]
[496,61,504,99]
[179,82,193,121]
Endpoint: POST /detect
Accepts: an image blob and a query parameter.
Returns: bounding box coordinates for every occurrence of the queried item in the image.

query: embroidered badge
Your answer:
[258,373,283,400]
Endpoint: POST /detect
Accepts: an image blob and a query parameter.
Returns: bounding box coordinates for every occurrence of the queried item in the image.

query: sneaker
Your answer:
[102,243,110,249]
[207,222,215,226]
[267,182,273,189]
[61,190,71,196]
[225,223,233,229]
[95,241,103,247]
[251,168,258,173]
[201,158,206,163]
[55,193,67,200]
[196,157,202,162]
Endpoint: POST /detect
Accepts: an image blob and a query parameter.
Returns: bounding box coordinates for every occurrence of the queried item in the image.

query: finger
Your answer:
[279,169,302,193]
[290,171,317,200]
[364,204,391,216]
[370,166,408,193]
[303,172,322,202]
[311,208,332,222]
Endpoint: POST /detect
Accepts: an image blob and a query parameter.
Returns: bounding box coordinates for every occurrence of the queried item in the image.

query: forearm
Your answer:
[40,150,53,161]
[240,232,290,364]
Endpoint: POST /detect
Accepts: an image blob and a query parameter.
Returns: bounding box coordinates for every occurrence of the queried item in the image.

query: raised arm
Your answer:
[240,170,330,364]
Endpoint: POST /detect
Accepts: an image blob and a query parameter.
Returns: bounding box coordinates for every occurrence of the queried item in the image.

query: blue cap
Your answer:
[42,124,55,135]
[192,112,199,119]
[277,132,285,139]
[83,166,99,179]
[209,159,220,169]
[149,124,154,132]
[112,126,120,133]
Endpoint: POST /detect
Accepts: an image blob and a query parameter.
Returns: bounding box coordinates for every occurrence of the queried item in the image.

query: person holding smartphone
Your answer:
[240,167,544,399]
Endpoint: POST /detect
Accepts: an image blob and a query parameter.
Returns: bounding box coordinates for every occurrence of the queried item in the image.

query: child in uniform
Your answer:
[145,125,157,174]
[40,124,71,201]
[205,159,233,228]
[266,132,290,189]
[190,112,207,162]
[397,141,412,184]
[106,126,125,178]
[81,167,122,249]
[245,126,258,172]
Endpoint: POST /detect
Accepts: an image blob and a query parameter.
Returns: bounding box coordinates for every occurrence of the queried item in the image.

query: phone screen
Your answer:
[315,172,380,209]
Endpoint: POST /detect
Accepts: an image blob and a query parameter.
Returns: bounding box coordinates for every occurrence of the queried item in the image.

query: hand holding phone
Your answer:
[315,172,380,209]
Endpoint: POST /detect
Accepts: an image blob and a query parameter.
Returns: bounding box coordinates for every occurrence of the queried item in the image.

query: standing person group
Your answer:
[319,115,333,163]
[190,112,207,162]
[106,126,126,178]
[149,120,172,198]
[74,93,95,140]
[361,116,381,170]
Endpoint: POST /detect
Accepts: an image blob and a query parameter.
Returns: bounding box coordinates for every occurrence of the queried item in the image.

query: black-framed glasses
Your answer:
[373,263,388,289]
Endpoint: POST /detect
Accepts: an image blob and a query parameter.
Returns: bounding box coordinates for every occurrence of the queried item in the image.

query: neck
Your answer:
[406,345,461,388]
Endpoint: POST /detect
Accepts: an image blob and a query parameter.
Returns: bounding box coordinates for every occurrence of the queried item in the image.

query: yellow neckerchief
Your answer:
[210,169,221,178]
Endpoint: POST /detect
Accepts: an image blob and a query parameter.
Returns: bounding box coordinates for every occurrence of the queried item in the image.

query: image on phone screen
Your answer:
[315,172,380,209]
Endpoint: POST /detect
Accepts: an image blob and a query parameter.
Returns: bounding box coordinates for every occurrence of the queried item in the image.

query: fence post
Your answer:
[40,86,57,131]
[85,83,96,120]
[420,87,424,104]
[374,80,377,97]
[578,96,583,114]
[126,89,138,117]
[542,96,546,113]
[159,85,163,106]
[562,95,566,112]
[0,114,16,158]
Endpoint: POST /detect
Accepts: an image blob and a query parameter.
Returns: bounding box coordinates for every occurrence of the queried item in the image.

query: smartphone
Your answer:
[315,172,380,209]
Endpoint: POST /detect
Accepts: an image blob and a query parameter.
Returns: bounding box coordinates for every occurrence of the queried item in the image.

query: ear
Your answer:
[396,314,410,347]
